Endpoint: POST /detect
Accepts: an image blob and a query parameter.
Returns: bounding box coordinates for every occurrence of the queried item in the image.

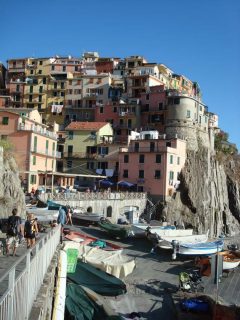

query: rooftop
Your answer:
[65,121,108,131]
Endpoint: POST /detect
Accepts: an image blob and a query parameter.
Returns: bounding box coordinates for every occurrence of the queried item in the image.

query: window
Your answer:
[32,156,36,165]
[139,170,144,178]
[68,131,73,139]
[174,98,180,104]
[169,171,174,180]
[199,116,202,124]
[29,95,33,102]
[177,157,180,165]
[61,92,65,97]
[68,145,73,156]
[113,107,117,113]
[30,175,36,184]
[67,160,72,168]
[33,136,37,151]
[51,65,55,71]
[38,104,41,110]
[100,107,104,113]
[29,86,33,93]
[107,206,112,218]
[39,86,43,93]
[166,141,171,147]
[150,142,155,152]
[63,66,66,72]
[124,155,129,163]
[134,142,139,152]
[52,142,55,155]
[38,70,42,74]
[146,94,149,100]
[53,92,57,97]
[43,77,46,84]
[2,117,9,125]
[159,102,163,110]
[39,61,43,65]
[156,154,161,163]
[30,70,34,75]
[170,155,173,164]
[75,66,78,71]
[187,110,191,118]
[139,154,145,163]
[16,84,20,92]
[123,170,128,178]
[54,82,57,89]
[39,96,42,102]
[61,82,64,89]
[155,170,161,179]
[46,140,49,153]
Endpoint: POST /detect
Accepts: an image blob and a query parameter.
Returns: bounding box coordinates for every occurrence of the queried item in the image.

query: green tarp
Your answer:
[67,260,126,296]
[65,284,121,320]
[98,221,129,239]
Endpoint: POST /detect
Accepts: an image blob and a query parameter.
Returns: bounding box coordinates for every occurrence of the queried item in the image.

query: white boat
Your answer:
[26,206,59,221]
[178,239,224,255]
[132,224,177,238]
[157,231,209,249]
[217,251,240,270]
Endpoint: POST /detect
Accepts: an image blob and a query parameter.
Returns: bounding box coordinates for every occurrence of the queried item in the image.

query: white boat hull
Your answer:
[158,232,209,249]
[178,240,224,255]
[223,260,240,270]
[73,212,104,222]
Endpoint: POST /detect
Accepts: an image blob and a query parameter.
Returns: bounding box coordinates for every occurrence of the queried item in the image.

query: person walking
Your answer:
[6,208,23,256]
[24,213,38,249]
[66,207,73,225]
[57,206,67,243]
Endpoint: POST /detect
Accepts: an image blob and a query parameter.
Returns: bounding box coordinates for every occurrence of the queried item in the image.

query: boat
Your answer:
[73,210,104,222]
[157,231,209,249]
[131,223,176,238]
[98,219,131,238]
[47,199,62,210]
[64,230,123,251]
[217,251,240,270]
[177,239,224,255]
[67,260,127,296]
[65,283,122,320]
[26,206,59,221]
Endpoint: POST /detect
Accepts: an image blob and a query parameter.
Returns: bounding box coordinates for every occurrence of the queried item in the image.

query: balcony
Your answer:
[120,146,167,153]
[8,67,25,73]
[63,152,97,159]
[31,147,61,158]
[83,93,98,98]
[18,124,58,140]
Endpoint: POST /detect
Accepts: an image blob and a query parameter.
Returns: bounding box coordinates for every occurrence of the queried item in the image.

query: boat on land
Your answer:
[217,251,240,270]
[98,219,131,239]
[177,239,224,255]
[64,230,122,251]
[131,223,176,237]
[157,231,209,249]
[73,210,104,222]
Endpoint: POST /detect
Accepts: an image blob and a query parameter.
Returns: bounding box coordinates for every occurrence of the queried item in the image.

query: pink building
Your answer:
[0,109,60,192]
[118,130,186,200]
[140,85,166,133]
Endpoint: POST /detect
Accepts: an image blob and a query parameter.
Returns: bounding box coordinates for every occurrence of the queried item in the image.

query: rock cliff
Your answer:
[164,147,240,238]
[0,147,26,218]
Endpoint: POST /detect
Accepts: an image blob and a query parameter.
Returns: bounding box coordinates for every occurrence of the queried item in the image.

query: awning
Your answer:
[117,181,135,188]
[99,179,115,187]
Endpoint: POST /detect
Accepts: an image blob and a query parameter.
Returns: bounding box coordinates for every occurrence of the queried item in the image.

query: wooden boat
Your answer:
[131,224,176,238]
[157,231,209,249]
[98,220,130,239]
[217,251,240,270]
[64,230,122,251]
[177,240,224,255]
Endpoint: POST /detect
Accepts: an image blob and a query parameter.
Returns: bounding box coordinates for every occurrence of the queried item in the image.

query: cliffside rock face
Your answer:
[0,147,26,218]
[165,148,240,238]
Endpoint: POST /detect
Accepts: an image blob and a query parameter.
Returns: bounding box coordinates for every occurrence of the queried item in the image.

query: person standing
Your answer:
[24,213,38,249]
[6,208,23,256]
[66,207,73,225]
[57,206,67,243]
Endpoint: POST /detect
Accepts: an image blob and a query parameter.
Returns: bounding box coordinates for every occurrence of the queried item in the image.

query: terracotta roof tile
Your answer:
[65,122,108,131]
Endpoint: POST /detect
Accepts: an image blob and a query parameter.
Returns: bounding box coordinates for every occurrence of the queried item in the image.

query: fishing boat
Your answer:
[157,231,209,249]
[64,230,122,251]
[177,239,224,255]
[217,251,240,270]
[131,223,176,238]
[98,219,131,238]
[73,210,104,222]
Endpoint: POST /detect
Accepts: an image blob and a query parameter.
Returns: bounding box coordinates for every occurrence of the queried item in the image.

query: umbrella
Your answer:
[117,181,135,188]
[99,179,115,187]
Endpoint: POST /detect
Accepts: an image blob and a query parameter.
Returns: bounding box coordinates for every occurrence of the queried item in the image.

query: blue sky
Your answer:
[1,0,239,149]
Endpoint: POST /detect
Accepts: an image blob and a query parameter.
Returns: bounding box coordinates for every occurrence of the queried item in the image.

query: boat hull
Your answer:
[178,240,224,255]
[217,251,240,270]
[158,233,209,250]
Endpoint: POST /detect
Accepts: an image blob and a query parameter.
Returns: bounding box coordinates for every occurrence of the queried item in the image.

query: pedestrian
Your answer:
[24,213,38,249]
[150,233,161,254]
[66,207,73,225]
[57,206,67,243]
[6,208,23,257]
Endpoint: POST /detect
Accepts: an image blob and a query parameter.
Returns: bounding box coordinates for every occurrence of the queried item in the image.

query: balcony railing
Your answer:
[63,152,97,159]
[18,124,58,140]
[31,147,61,158]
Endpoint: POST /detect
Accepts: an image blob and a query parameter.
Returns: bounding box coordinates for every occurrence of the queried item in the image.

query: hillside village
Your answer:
[0,53,236,202]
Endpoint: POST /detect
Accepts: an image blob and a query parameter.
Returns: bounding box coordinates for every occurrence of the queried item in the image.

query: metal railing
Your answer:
[41,191,147,202]
[0,225,61,320]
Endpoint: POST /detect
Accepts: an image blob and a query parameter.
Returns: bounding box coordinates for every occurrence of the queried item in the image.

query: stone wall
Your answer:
[0,146,26,218]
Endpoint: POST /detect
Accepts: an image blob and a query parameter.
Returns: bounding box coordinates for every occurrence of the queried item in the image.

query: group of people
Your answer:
[6,208,38,257]
[57,206,73,227]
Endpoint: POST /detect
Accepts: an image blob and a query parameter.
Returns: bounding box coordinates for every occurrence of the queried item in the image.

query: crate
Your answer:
[66,248,78,273]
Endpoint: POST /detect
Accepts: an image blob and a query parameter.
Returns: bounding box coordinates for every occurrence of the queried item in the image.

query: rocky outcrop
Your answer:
[164,147,240,238]
[0,147,26,218]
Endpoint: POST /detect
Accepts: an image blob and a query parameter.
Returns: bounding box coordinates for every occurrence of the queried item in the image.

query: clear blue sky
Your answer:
[1,0,239,149]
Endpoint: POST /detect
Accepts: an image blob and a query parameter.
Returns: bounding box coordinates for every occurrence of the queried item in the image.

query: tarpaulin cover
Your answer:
[98,220,129,238]
[67,260,126,296]
[65,283,121,320]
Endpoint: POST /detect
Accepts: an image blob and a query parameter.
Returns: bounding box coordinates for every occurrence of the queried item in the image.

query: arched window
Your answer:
[87,206,92,213]
[107,206,112,218]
